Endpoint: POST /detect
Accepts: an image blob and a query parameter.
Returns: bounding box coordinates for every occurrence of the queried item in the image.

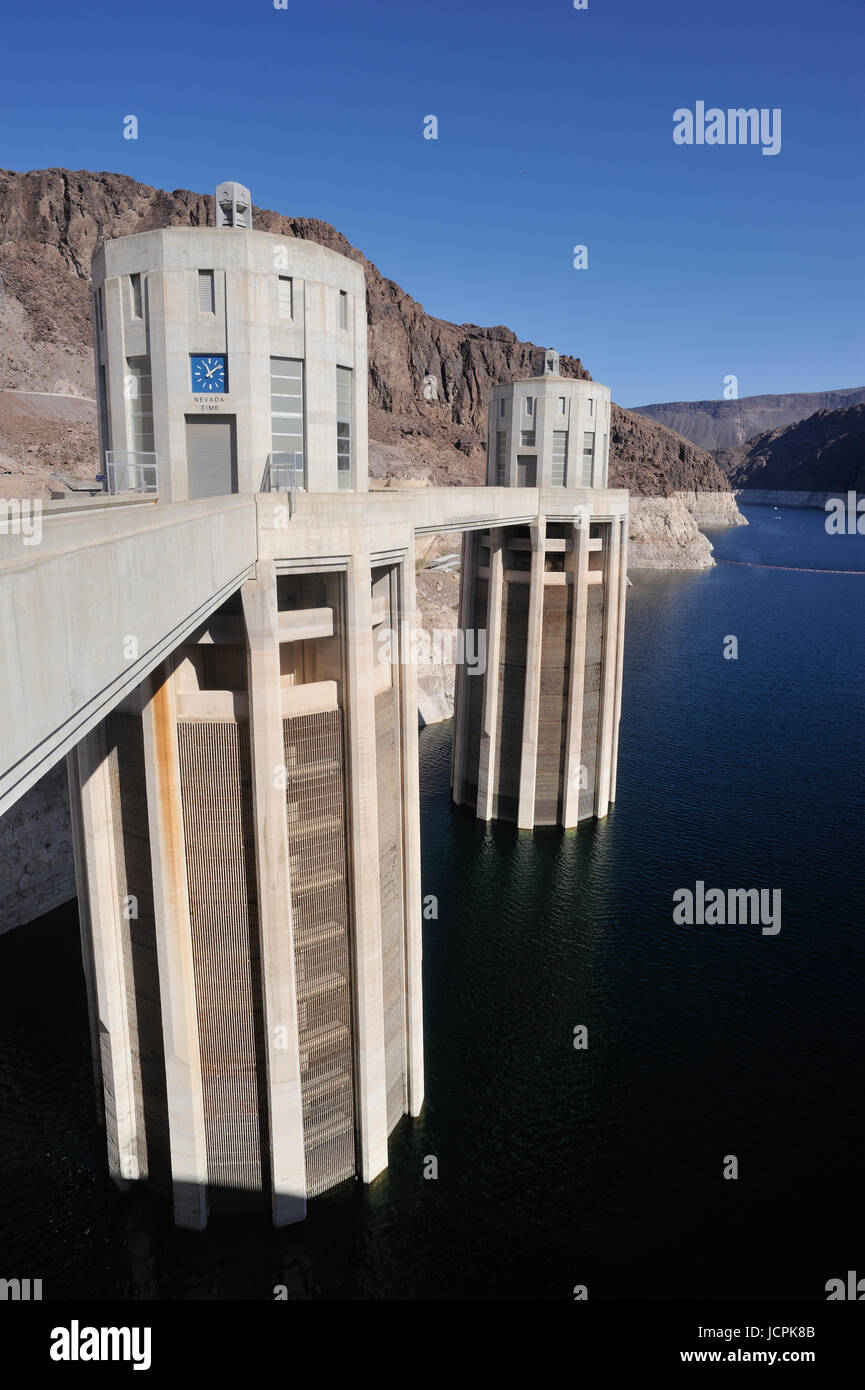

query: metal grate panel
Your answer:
[461,577,488,807]
[376,686,407,1133]
[493,578,529,819]
[283,710,356,1197]
[177,721,265,1210]
[535,586,571,824]
[579,587,604,819]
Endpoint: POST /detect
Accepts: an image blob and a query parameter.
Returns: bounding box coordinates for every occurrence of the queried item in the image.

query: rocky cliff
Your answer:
[609,404,733,495]
[631,387,865,452]
[716,404,865,493]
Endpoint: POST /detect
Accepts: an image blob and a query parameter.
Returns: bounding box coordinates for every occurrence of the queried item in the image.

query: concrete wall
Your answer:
[0,761,75,934]
[487,377,611,489]
[0,494,258,816]
[92,228,368,499]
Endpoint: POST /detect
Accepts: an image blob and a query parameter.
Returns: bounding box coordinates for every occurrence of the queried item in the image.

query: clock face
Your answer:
[190,354,227,393]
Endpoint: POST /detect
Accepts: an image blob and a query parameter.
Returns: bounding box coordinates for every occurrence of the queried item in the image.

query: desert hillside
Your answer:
[716,403,865,493]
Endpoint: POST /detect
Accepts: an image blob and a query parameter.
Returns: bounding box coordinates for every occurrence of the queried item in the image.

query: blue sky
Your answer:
[3,0,863,405]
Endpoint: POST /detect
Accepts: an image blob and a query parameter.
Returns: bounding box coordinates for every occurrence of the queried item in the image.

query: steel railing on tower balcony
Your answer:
[260,452,305,516]
[105,451,159,495]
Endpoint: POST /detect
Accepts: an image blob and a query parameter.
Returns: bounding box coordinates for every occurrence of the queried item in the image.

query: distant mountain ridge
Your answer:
[632,388,865,451]
[716,403,865,493]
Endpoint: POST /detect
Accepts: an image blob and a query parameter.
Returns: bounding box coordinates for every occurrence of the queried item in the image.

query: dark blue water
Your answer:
[1,505,863,1300]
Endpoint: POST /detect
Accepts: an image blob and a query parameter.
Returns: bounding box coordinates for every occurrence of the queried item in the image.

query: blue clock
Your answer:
[190,354,227,393]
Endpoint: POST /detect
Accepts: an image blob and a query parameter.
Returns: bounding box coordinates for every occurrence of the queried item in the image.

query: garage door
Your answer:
[516,454,537,487]
[185,416,237,498]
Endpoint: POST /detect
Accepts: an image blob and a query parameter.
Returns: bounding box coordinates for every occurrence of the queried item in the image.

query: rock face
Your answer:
[675,488,749,528]
[631,387,865,451]
[0,389,97,499]
[627,497,714,570]
[609,404,732,495]
[624,489,747,571]
[716,404,865,493]
[607,408,746,569]
[415,566,461,724]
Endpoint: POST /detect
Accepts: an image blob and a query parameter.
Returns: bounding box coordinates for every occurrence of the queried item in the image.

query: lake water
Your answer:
[1,504,863,1300]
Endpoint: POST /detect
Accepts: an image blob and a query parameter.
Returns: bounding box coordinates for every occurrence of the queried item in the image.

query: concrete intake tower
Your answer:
[452,359,627,828]
[0,183,628,1229]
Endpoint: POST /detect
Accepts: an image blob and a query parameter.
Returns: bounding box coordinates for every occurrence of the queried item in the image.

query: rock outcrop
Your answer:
[609,404,731,495]
[625,489,747,571]
[627,497,714,570]
[675,489,748,528]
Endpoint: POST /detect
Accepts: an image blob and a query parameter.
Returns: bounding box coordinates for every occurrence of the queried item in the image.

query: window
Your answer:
[98,364,110,453]
[499,398,505,418]
[336,365,352,487]
[559,396,567,414]
[198,269,215,314]
[270,358,305,486]
[552,430,568,486]
[339,290,348,329]
[130,273,143,319]
[587,397,594,416]
[525,396,535,417]
[278,275,293,318]
[94,288,103,332]
[126,356,154,455]
[581,430,595,485]
[495,431,507,485]
[520,429,536,447]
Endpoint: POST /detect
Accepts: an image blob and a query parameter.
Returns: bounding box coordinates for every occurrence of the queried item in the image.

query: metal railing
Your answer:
[105,451,158,495]
[425,553,460,572]
[260,453,306,518]
[261,452,305,493]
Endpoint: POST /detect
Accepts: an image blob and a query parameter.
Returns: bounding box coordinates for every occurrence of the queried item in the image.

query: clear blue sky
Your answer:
[3,0,863,405]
